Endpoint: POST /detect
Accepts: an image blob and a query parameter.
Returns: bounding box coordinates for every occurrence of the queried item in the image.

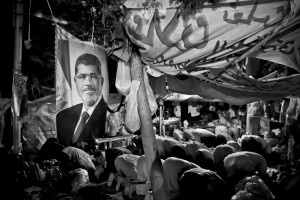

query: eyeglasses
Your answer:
[74,73,103,81]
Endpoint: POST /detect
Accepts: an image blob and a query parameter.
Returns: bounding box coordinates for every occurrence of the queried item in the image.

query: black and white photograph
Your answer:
[0,0,300,200]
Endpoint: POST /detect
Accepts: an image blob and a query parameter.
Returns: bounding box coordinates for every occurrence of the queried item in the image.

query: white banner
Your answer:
[123,0,295,73]
[118,0,300,104]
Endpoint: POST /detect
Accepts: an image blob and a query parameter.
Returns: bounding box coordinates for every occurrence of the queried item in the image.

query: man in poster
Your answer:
[56,53,107,147]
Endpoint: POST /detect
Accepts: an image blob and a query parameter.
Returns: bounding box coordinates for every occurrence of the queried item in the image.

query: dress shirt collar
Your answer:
[81,96,102,117]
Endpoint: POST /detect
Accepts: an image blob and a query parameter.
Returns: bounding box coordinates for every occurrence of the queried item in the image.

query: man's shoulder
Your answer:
[57,104,82,117]
[94,97,108,110]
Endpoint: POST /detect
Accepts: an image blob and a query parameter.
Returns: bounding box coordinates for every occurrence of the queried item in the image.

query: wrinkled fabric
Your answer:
[162,136,182,158]
[136,155,151,195]
[182,128,194,141]
[155,135,166,157]
[173,129,183,141]
[233,174,275,200]
[179,167,230,200]
[70,168,90,194]
[0,98,11,148]
[36,138,66,162]
[227,140,241,151]
[192,128,217,148]
[169,145,188,160]
[105,147,132,174]
[240,135,272,156]
[286,95,300,121]
[263,131,280,147]
[62,146,95,171]
[228,126,241,140]
[115,60,131,96]
[216,134,229,146]
[185,141,208,162]
[135,155,165,195]
[215,125,228,136]
[114,154,139,180]
[223,151,267,180]
[195,148,215,171]
[125,80,141,133]
[213,144,237,167]
[163,157,200,199]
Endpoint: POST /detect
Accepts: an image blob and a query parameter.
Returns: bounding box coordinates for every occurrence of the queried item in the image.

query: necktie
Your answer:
[72,111,90,143]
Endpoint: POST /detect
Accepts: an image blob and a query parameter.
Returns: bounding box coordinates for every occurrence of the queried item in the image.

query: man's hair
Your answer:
[75,53,101,75]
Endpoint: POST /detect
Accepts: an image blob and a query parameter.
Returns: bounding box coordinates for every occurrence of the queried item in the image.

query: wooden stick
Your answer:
[130,51,169,200]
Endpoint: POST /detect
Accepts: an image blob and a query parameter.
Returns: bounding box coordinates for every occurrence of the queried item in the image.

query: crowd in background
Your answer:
[0,96,299,200]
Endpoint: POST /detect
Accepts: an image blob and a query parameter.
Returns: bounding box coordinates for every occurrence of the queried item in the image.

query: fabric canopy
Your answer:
[21,94,56,153]
[164,92,221,102]
[112,0,300,105]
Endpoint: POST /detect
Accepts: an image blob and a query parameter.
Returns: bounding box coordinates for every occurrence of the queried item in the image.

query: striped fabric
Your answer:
[55,25,77,40]
[55,25,79,114]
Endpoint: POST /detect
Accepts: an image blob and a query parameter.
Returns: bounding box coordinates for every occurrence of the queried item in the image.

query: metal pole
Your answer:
[12,0,24,155]
[13,0,23,73]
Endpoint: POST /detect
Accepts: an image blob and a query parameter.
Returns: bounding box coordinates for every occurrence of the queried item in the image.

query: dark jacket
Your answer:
[56,97,107,146]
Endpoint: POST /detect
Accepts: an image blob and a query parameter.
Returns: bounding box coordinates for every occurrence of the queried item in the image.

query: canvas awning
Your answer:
[164,92,221,102]
[112,0,300,105]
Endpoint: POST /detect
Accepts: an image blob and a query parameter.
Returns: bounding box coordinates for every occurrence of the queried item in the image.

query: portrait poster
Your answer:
[56,39,109,112]
[55,36,111,146]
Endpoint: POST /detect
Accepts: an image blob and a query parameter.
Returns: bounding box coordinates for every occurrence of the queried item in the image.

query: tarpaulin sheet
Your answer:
[113,0,300,104]
[21,94,56,153]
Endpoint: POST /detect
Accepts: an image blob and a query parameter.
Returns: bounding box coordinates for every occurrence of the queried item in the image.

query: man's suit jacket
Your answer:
[56,97,108,146]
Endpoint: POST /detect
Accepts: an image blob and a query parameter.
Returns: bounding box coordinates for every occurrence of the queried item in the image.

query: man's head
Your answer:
[74,53,103,109]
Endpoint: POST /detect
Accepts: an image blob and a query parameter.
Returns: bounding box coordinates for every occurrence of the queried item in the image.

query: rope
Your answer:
[28,0,31,41]
[46,0,56,25]
[107,95,126,113]
[90,6,96,50]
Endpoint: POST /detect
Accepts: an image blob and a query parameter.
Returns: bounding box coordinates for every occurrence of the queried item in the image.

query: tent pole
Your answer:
[245,57,261,134]
[12,0,24,155]
[130,51,169,200]
[159,104,163,136]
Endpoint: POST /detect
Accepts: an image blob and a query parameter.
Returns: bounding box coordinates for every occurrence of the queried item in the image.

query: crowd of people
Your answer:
[1,55,299,200]
[2,104,296,200]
